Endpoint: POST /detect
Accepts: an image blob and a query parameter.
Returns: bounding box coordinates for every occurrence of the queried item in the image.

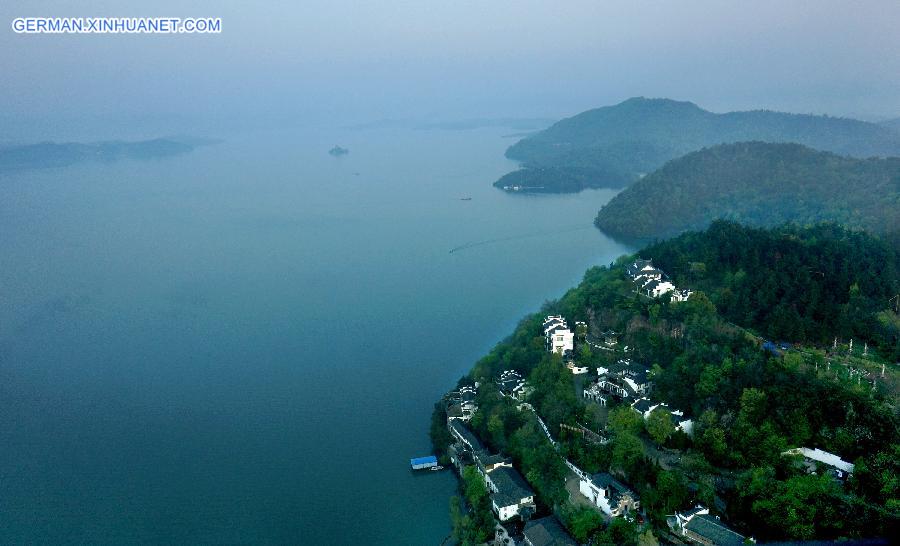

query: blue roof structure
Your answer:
[410,455,438,468]
[762,341,782,356]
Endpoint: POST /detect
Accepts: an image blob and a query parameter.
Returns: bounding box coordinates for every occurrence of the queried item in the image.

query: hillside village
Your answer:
[431,232,898,546]
[434,259,752,545]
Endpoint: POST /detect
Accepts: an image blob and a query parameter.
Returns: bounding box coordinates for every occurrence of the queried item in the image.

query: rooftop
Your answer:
[782,447,855,473]
[490,466,534,506]
[449,420,486,452]
[523,516,577,546]
[684,514,747,546]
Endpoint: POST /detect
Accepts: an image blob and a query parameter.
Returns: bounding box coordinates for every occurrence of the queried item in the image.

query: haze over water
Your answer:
[0,126,631,544]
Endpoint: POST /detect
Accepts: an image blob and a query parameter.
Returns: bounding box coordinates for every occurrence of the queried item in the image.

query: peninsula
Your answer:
[431,221,899,545]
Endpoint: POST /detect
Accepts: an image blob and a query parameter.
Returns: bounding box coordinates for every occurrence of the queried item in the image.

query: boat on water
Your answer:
[430,465,444,471]
[460,197,472,201]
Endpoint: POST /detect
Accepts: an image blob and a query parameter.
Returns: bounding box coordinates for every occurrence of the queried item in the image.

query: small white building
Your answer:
[579,472,640,517]
[583,382,608,406]
[669,505,751,545]
[782,447,855,477]
[671,289,693,302]
[631,398,694,436]
[542,315,568,336]
[643,279,677,298]
[485,466,536,521]
[567,362,589,374]
[548,328,574,354]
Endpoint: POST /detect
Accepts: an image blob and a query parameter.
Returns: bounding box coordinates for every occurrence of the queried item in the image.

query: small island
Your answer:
[0,138,201,173]
[328,145,349,156]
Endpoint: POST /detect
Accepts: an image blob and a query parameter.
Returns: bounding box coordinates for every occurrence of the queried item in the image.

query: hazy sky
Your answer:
[2,1,899,139]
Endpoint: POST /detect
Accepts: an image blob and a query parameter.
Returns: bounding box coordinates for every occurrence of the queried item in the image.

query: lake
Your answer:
[0,126,632,544]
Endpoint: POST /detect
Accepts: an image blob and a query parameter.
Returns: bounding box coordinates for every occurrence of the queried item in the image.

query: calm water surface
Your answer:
[0,127,631,544]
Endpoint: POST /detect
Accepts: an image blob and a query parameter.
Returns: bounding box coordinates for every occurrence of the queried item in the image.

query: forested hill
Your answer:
[645,221,900,358]
[593,142,900,241]
[495,97,900,193]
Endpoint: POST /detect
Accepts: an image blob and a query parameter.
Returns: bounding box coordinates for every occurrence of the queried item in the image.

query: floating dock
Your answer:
[410,455,438,470]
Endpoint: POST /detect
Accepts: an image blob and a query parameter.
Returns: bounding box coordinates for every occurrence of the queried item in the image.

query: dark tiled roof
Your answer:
[476,452,509,467]
[632,398,653,413]
[626,259,654,277]
[685,514,747,546]
[590,472,637,502]
[449,420,485,452]
[490,466,534,506]
[523,516,577,546]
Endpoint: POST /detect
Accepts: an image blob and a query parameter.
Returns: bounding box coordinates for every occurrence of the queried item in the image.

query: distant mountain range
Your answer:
[882,117,900,133]
[593,141,900,241]
[0,138,208,173]
[496,97,900,193]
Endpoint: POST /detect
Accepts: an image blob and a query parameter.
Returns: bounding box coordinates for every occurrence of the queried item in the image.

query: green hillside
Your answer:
[593,142,900,241]
[496,98,900,193]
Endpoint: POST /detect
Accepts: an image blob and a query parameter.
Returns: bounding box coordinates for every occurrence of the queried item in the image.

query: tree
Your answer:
[646,408,675,445]
[608,406,643,436]
[611,432,645,476]
[462,466,486,506]
[593,517,638,546]
[564,506,604,543]
[637,529,660,546]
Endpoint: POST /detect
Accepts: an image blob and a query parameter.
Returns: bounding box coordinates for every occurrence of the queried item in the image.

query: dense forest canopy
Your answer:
[593,141,900,241]
[495,97,900,192]
[644,221,900,359]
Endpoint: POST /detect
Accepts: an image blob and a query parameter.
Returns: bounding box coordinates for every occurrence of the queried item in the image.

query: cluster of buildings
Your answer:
[497,369,532,400]
[626,259,692,301]
[582,359,694,435]
[583,359,653,406]
[445,383,478,422]
[448,420,536,522]
[668,506,752,546]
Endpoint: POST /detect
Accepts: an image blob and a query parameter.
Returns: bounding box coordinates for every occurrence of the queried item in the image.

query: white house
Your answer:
[548,328,574,354]
[497,370,532,400]
[668,505,751,546]
[642,279,677,298]
[627,258,695,302]
[543,315,575,354]
[579,472,640,517]
[671,289,693,302]
[583,382,608,406]
[626,259,657,279]
[567,362,589,374]
[485,466,536,521]
[782,447,855,477]
[631,398,694,436]
[542,315,568,336]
